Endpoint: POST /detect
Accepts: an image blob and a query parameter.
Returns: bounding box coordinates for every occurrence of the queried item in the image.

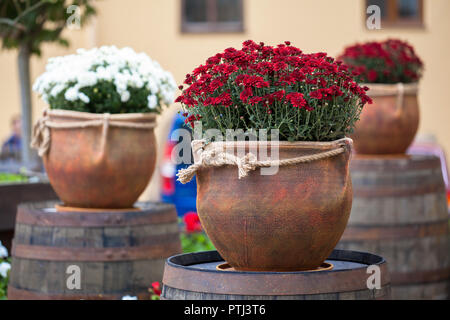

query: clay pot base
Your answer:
[216,262,334,272]
[55,204,142,213]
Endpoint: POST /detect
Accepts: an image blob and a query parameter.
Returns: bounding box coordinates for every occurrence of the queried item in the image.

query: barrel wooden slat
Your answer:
[7,201,181,300]
[337,155,450,300]
[161,250,391,300]
[162,285,391,300]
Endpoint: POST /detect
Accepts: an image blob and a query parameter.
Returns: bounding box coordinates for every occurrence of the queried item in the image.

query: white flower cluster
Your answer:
[0,262,10,278]
[33,46,176,110]
[0,241,7,259]
[0,241,9,279]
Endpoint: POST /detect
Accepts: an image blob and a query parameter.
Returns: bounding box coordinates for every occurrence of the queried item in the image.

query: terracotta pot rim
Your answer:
[361,82,419,86]
[362,82,419,97]
[46,109,157,122]
[194,137,353,150]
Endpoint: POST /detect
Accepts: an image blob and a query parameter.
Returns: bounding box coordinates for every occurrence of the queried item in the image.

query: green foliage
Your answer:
[0,274,8,300]
[181,232,215,253]
[0,0,96,55]
[150,294,160,300]
[0,172,28,183]
[189,85,364,142]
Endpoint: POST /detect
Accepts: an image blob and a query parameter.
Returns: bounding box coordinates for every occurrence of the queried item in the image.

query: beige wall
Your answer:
[1,0,449,199]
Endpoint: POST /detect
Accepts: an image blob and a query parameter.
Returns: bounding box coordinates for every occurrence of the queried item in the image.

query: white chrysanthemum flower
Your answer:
[50,84,65,97]
[77,72,98,87]
[0,262,10,278]
[79,92,90,104]
[0,241,8,258]
[147,95,157,109]
[65,87,79,101]
[121,91,130,102]
[147,81,158,94]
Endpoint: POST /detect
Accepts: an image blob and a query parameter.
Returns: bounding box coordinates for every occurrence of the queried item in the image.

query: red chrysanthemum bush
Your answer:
[339,39,423,84]
[176,40,372,142]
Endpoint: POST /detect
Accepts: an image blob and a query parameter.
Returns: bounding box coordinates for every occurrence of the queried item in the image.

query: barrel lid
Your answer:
[15,201,178,227]
[351,154,442,171]
[162,249,390,296]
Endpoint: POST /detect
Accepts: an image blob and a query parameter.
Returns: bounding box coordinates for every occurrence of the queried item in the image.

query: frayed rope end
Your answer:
[176,166,198,184]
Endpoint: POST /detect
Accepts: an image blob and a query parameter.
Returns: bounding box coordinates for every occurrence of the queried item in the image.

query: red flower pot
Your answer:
[351,83,420,155]
[193,139,353,271]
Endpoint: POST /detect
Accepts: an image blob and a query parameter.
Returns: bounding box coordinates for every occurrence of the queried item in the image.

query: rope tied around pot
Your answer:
[365,82,418,112]
[31,110,156,157]
[176,138,351,184]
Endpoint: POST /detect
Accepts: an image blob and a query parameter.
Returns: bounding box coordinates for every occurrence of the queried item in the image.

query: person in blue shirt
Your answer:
[160,112,197,217]
[1,115,21,159]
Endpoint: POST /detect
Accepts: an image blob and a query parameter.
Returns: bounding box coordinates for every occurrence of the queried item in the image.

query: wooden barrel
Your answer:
[337,155,450,300]
[162,249,391,300]
[0,182,58,252]
[7,201,181,300]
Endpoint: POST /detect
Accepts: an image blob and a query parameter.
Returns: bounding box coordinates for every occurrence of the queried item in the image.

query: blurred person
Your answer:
[408,134,450,208]
[1,115,22,159]
[160,112,197,217]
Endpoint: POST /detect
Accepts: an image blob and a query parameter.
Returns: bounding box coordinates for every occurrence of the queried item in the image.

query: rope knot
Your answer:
[30,116,50,157]
[338,138,352,154]
[237,153,258,179]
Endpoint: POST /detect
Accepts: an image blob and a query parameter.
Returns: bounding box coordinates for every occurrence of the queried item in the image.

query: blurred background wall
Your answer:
[1,0,449,200]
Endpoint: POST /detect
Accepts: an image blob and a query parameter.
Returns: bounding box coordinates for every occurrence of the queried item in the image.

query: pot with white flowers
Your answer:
[176,40,372,271]
[32,46,176,209]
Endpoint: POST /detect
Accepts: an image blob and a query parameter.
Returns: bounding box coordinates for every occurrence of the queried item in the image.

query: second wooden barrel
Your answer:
[162,249,391,300]
[0,181,58,252]
[337,155,450,299]
[7,201,182,300]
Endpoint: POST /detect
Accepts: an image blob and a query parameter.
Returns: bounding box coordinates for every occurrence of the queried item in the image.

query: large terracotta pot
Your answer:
[193,138,353,271]
[351,83,419,155]
[37,109,157,209]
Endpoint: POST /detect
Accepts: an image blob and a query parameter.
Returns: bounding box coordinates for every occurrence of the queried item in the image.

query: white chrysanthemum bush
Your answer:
[33,46,176,113]
[0,241,10,300]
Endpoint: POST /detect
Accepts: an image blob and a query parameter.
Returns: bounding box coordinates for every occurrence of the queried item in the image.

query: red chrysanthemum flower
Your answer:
[184,212,202,233]
[151,282,161,296]
[286,92,307,109]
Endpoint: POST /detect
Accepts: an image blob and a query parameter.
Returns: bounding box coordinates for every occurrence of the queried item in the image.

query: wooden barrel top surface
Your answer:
[350,154,441,171]
[162,250,390,299]
[15,201,178,227]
